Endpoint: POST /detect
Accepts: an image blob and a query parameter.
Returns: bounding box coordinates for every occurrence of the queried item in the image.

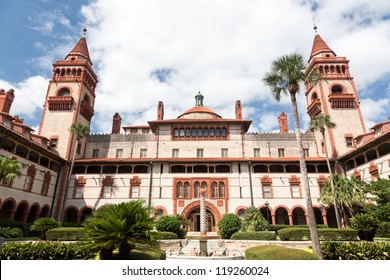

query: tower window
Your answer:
[331,85,343,94]
[58,88,70,96]
[278,148,285,157]
[345,137,353,147]
[254,148,260,157]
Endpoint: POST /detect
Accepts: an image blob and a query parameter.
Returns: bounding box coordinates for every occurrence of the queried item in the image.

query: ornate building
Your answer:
[0,33,389,230]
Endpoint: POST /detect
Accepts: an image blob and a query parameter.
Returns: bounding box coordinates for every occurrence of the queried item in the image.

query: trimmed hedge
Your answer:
[245,245,318,260]
[95,245,166,260]
[377,222,390,238]
[321,241,390,260]
[230,231,276,240]
[278,228,358,241]
[0,241,90,260]
[269,224,328,234]
[45,227,88,241]
[156,231,179,240]
[0,220,34,237]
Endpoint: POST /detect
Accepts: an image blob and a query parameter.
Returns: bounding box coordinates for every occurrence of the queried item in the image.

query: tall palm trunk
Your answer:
[321,130,341,228]
[60,137,78,221]
[290,93,322,259]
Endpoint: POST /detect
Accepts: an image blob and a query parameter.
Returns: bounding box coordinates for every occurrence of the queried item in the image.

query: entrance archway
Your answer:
[181,201,221,232]
[187,208,214,232]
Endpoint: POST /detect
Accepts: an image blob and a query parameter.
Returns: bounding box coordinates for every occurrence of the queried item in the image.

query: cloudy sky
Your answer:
[0,0,389,134]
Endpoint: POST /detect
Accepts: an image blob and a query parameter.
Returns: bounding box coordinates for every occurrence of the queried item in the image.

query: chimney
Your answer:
[235,100,242,119]
[278,112,288,133]
[157,101,164,120]
[0,89,15,114]
[112,113,122,134]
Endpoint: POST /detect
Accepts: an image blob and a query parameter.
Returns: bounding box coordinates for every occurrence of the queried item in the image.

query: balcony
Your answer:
[80,100,94,121]
[307,99,322,117]
[329,94,356,109]
[48,96,74,111]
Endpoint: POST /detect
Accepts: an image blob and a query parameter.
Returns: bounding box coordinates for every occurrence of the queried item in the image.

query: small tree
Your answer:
[0,156,22,185]
[155,215,181,236]
[217,213,241,239]
[241,206,269,232]
[30,217,61,240]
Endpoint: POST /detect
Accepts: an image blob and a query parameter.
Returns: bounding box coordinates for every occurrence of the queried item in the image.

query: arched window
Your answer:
[311,92,318,101]
[222,128,227,137]
[194,182,200,198]
[211,181,217,197]
[218,182,225,198]
[192,128,197,137]
[210,128,215,137]
[173,128,179,137]
[186,128,191,137]
[179,128,185,137]
[58,88,70,96]
[198,128,203,137]
[176,182,183,198]
[204,128,209,137]
[184,182,190,198]
[215,128,221,137]
[331,85,343,94]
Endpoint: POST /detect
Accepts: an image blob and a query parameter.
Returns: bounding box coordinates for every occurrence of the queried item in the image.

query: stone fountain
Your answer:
[166,187,243,260]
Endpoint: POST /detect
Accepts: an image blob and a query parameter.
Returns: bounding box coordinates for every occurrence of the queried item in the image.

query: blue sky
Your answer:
[0,0,389,134]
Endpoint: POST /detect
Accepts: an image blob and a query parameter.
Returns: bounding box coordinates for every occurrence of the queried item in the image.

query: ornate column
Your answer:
[199,187,207,235]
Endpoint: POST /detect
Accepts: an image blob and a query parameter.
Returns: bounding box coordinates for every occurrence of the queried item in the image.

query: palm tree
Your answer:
[320,174,366,227]
[82,200,157,259]
[60,123,90,220]
[310,113,341,228]
[263,53,322,258]
[0,156,22,185]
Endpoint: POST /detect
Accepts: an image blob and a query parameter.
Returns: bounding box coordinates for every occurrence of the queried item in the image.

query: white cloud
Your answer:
[76,0,390,133]
[359,98,390,129]
[4,0,389,134]
[0,76,48,128]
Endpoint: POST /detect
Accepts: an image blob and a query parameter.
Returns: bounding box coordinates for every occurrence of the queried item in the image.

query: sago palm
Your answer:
[263,53,322,259]
[82,200,157,259]
[310,113,341,228]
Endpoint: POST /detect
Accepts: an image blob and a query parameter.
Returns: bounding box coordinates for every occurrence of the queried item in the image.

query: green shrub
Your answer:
[177,228,187,239]
[245,245,318,260]
[30,218,61,240]
[377,222,390,238]
[0,241,90,260]
[269,224,328,234]
[278,228,358,241]
[217,213,241,239]
[0,220,33,237]
[156,231,179,240]
[45,227,87,241]
[0,227,23,238]
[154,216,181,236]
[230,231,276,240]
[96,245,166,260]
[350,213,379,241]
[321,241,390,260]
[241,206,269,232]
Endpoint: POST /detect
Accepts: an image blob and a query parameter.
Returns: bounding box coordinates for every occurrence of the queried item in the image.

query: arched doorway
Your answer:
[292,207,306,225]
[275,207,289,225]
[187,208,215,232]
[0,200,15,220]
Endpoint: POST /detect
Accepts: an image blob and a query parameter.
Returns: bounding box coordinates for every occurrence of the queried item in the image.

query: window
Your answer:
[221,148,228,158]
[142,129,150,134]
[374,127,382,137]
[130,185,139,198]
[278,148,285,157]
[184,182,190,198]
[50,138,58,149]
[40,181,49,196]
[218,182,225,198]
[173,128,179,137]
[74,186,83,198]
[303,148,309,157]
[101,186,112,198]
[23,175,33,191]
[172,149,179,158]
[211,181,218,197]
[331,85,343,94]
[116,149,123,158]
[176,182,183,198]
[92,149,99,158]
[194,182,200,198]
[140,149,147,158]
[291,184,301,198]
[254,148,260,157]
[197,149,204,158]
[262,185,271,198]
[345,137,353,147]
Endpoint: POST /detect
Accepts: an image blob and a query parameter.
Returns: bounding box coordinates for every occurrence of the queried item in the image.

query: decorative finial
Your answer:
[195,91,204,106]
[312,18,318,33]
[83,26,87,37]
